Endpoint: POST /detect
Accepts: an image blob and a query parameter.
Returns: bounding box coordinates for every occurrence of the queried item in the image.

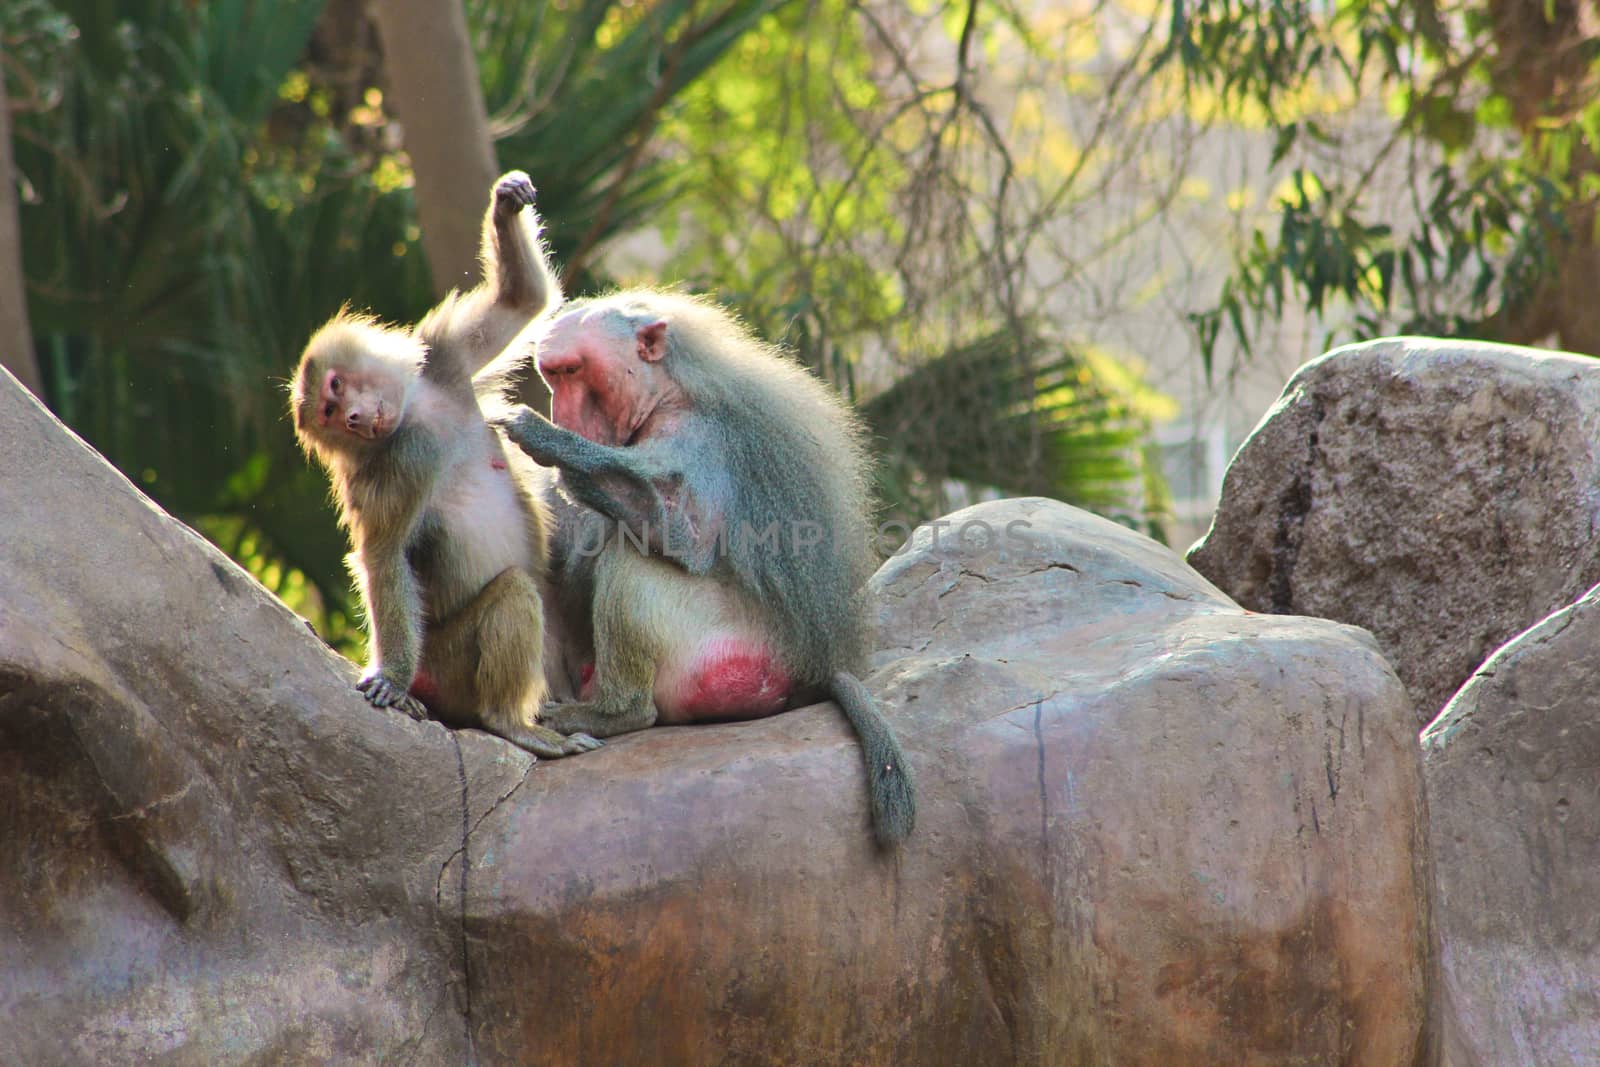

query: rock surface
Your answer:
[1188,337,1600,726]
[0,369,1430,1065]
[0,371,525,1063]
[1424,585,1600,1067]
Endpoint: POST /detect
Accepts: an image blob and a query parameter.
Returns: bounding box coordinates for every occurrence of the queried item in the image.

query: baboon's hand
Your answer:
[493,404,561,463]
[493,171,536,216]
[490,721,604,759]
[563,732,605,754]
[357,671,427,720]
[487,403,533,432]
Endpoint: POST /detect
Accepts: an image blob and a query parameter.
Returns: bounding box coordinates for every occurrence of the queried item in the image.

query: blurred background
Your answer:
[2,0,1595,652]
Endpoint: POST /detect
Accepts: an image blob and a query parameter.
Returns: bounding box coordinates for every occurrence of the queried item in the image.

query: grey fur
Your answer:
[501,291,916,845]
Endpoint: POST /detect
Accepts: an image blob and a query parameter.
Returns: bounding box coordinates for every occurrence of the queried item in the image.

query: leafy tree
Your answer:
[5,0,1184,661]
[6,0,428,650]
[3,0,782,649]
[653,0,1179,534]
[1158,0,1600,367]
[470,0,791,291]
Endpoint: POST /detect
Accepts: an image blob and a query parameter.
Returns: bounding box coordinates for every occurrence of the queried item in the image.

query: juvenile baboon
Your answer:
[291,171,597,759]
[498,291,916,846]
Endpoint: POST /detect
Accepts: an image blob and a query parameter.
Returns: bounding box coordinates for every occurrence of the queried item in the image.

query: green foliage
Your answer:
[1158,0,1600,365]
[862,331,1175,537]
[7,0,440,651]
[656,0,906,339]
[469,0,792,286]
[7,0,783,649]
[656,0,1176,534]
[9,0,1177,650]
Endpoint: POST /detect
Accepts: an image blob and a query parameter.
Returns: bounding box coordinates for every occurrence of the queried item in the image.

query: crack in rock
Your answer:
[104,781,195,822]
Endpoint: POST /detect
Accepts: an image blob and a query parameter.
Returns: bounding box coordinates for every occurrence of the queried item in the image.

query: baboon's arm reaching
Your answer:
[497,405,721,574]
[422,171,561,389]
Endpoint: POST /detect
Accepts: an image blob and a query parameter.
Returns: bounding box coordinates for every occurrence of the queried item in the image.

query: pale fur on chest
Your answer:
[402,383,538,613]
[428,437,535,595]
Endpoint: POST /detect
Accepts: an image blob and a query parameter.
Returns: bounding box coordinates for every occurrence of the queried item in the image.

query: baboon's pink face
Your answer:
[294,358,397,448]
[537,310,674,447]
[291,325,415,457]
[312,367,395,440]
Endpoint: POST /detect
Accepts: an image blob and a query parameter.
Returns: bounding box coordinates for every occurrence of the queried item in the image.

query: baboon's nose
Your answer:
[538,348,584,378]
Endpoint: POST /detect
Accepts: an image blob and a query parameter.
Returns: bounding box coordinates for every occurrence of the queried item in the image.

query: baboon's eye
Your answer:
[329,376,342,393]
[324,401,337,419]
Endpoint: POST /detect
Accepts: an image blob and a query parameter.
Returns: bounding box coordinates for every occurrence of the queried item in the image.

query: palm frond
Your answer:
[861,331,1173,532]
[10,0,798,636]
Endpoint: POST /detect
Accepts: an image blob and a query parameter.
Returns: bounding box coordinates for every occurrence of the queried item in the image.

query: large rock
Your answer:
[0,376,525,1062]
[1424,585,1600,1066]
[0,369,1430,1064]
[1189,337,1600,726]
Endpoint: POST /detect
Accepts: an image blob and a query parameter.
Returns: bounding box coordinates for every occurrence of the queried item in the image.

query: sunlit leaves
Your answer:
[658,0,907,335]
[11,0,781,635]
[1160,0,1600,365]
[469,0,790,284]
[658,0,1178,531]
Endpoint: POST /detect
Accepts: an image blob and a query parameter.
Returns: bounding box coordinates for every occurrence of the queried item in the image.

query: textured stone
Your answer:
[1424,585,1600,1067]
[1189,337,1600,726]
[0,366,1430,1065]
[461,499,1430,1065]
[0,371,526,1064]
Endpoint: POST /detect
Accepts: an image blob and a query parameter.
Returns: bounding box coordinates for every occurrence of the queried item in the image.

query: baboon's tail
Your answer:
[830,671,917,847]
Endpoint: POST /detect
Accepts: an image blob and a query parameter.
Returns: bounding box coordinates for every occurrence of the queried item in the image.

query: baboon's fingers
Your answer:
[537,697,656,739]
[357,675,427,721]
[563,732,604,754]
[495,407,563,464]
[493,171,536,211]
[393,694,428,721]
[487,404,532,432]
[492,720,599,760]
[357,676,396,706]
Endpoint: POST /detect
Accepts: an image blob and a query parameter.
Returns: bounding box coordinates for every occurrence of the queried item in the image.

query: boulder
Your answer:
[1188,337,1600,726]
[1423,585,1600,1066]
[0,372,523,1063]
[0,368,1430,1064]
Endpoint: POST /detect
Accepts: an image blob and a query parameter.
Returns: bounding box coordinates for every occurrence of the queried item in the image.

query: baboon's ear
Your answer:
[637,320,669,363]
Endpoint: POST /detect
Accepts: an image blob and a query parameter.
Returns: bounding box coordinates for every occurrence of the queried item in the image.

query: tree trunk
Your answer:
[1480,0,1600,355]
[369,0,497,298]
[0,44,42,396]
